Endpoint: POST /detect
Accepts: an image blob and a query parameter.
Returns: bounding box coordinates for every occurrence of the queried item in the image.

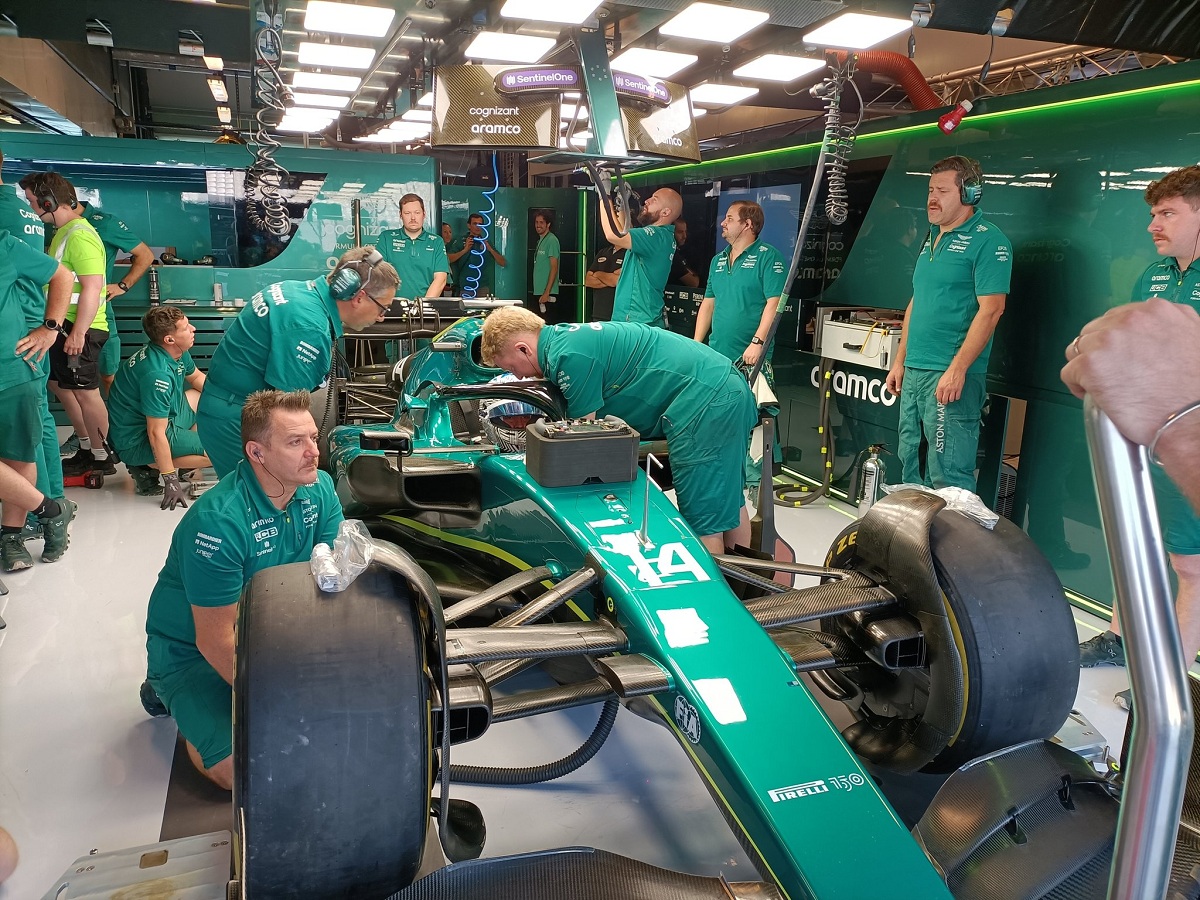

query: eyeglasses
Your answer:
[365,293,392,315]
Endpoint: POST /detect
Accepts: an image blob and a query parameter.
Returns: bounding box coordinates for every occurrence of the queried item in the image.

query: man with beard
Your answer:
[600,186,683,327]
[885,156,1010,492]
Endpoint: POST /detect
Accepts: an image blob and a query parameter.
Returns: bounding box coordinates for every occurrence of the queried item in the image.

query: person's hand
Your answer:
[161,472,191,511]
[1062,298,1200,446]
[16,326,58,362]
[463,236,475,250]
[106,282,126,298]
[885,364,904,395]
[63,327,85,357]
[742,342,764,367]
[935,366,965,404]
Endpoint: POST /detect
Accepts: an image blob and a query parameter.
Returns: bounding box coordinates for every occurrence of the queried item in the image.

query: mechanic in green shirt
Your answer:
[19,171,115,478]
[108,306,209,504]
[140,390,344,789]
[448,212,507,298]
[374,193,449,302]
[0,151,66,510]
[196,247,399,477]
[482,307,756,555]
[1075,164,1200,692]
[0,231,77,572]
[885,157,1010,492]
[600,187,682,327]
[530,210,561,315]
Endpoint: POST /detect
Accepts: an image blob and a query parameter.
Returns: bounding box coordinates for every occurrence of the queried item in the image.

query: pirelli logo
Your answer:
[768,780,829,803]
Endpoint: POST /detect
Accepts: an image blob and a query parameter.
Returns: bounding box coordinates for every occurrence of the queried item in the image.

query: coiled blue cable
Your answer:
[461,152,500,300]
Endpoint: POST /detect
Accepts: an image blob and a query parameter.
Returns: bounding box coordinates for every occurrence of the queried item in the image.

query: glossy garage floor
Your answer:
[0,467,1136,899]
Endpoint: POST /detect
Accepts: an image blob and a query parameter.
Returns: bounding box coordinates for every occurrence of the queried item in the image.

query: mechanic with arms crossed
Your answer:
[482,307,756,555]
[600,186,683,327]
[1070,166,1200,707]
[107,306,209,505]
[139,390,344,789]
[885,156,1010,492]
[196,247,399,477]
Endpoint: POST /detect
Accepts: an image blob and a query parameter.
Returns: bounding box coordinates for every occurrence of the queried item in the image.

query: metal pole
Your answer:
[1085,399,1192,900]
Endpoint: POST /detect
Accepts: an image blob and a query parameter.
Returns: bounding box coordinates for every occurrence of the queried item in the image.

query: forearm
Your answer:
[949,307,1003,373]
[45,268,73,322]
[428,272,447,298]
[892,301,913,368]
[681,271,700,288]
[122,246,154,287]
[694,298,715,341]
[490,245,506,267]
[754,296,778,343]
[148,424,175,474]
[188,370,206,392]
[199,632,237,686]
[1155,417,1200,515]
[72,294,102,332]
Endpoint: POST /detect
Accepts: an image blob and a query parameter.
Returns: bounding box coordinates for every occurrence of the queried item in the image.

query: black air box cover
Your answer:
[525,420,639,487]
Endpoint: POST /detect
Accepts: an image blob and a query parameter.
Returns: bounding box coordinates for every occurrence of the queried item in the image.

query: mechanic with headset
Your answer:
[18,171,116,480]
[373,193,449,303]
[139,390,344,790]
[107,306,210,506]
[884,156,1011,492]
[196,246,399,477]
[481,307,756,556]
[600,186,682,327]
[1073,165,1200,701]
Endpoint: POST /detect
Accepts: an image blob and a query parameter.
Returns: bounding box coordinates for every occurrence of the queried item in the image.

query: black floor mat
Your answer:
[159,734,232,841]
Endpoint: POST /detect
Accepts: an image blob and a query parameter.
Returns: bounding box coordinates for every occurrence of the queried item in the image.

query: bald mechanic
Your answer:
[196,247,399,477]
[600,187,682,327]
[482,307,755,554]
[140,390,343,789]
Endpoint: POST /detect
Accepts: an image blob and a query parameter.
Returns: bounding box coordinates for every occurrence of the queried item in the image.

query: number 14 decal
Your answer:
[601,532,710,587]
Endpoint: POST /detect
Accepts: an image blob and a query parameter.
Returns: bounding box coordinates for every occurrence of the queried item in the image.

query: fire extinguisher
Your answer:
[858,444,886,512]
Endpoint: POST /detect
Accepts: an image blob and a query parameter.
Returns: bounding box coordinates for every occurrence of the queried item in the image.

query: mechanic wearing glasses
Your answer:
[196,247,399,477]
[482,306,756,555]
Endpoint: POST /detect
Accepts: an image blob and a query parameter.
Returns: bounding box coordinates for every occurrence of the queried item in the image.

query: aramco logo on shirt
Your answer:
[809,365,897,407]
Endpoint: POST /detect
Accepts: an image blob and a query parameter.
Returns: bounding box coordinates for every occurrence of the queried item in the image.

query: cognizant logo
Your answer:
[810,365,897,406]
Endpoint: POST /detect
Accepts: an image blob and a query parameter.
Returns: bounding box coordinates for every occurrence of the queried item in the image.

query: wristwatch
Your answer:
[117,280,129,291]
[43,318,62,332]
[750,336,765,346]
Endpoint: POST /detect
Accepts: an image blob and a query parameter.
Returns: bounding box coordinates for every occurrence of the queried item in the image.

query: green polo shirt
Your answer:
[206,278,344,399]
[906,210,1011,374]
[0,183,45,252]
[1133,257,1200,310]
[532,231,561,296]
[454,234,499,295]
[107,344,197,444]
[536,321,740,436]
[611,224,675,327]
[0,232,58,391]
[145,463,343,676]
[79,205,144,333]
[46,216,109,332]
[704,241,788,361]
[375,228,449,300]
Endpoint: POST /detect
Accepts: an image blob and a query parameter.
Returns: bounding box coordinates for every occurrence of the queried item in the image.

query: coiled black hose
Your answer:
[247,4,292,238]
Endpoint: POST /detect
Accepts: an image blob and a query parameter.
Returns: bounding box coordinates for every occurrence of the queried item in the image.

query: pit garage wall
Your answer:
[629,60,1200,611]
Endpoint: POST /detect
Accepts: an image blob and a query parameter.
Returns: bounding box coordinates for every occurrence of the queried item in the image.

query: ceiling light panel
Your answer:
[216,105,232,124]
[660,2,769,43]
[293,71,362,92]
[401,108,433,122]
[733,54,824,83]
[416,91,433,107]
[207,78,229,102]
[689,83,758,106]
[297,41,376,70]
[499,0,603,25]
[803,13,911,49]
[463,32,556,64]
[610,48,697,79]
[202,55,224,71]
[292,91,351,109]
[303,1,395,38]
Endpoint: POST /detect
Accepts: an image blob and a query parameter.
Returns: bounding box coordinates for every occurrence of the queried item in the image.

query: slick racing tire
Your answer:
[823,510,1079,774]
[234,561,432,898]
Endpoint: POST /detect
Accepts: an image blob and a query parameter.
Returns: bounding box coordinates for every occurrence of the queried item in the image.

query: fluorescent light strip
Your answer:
[500,0,602,25]
[304,1,395,38]
[293,71,362,92]
[463,31,555,64]
[803,12,911,50]
[660,2,769,43]
[297,41,376,70]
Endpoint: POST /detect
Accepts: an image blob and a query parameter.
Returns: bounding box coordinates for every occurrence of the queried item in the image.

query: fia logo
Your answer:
[673,695,701,744]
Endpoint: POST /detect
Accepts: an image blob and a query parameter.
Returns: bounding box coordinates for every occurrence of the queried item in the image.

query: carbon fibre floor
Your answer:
[0,466,1140,898]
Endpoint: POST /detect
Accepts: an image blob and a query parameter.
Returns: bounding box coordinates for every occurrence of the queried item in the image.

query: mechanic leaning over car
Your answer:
[482,307,756,555]
[196,246,399,477]
[107,306,209,506]
[139,389,344,790]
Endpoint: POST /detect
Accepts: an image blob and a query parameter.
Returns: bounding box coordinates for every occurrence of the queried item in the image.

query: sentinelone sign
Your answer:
[431,64,700,161]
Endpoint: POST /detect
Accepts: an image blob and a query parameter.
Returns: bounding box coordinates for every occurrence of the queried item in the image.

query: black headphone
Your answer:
[32,176,77,215]
[946,156,985,206]
[329,248,383,301]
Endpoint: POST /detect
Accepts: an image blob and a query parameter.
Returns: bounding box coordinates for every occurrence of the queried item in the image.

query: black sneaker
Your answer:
[61,448,96,477]
[39,497,76,562]
[140,680,170,718]
[21,517,43,542]
[1079,631,1125,668]
[129,464,164,496]
[1,532,33,572]
[91,455,118,476]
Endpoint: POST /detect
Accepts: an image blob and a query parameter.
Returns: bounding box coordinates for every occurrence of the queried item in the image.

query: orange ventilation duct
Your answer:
[828,50,942,112]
